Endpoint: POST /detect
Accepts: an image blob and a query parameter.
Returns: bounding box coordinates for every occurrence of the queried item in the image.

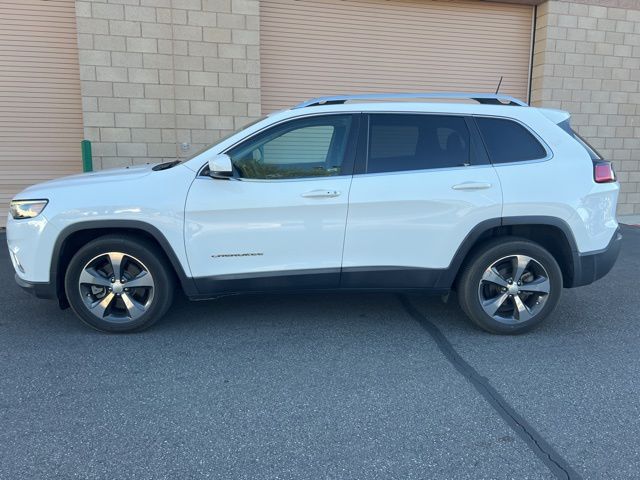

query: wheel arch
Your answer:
[443,216,579,290]
[51,221,197,308]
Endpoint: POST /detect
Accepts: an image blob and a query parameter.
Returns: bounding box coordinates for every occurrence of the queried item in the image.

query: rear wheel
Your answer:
[457,237,562,334]
[65,235,174,332]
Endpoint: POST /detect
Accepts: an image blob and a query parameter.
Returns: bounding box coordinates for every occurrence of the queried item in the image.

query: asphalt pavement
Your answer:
[1,226,639,479]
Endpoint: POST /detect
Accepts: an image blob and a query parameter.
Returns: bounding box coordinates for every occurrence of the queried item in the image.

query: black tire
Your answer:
[64,234,175,332]
[457,237,563,335]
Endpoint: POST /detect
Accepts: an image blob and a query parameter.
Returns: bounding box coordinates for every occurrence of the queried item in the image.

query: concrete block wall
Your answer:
[532,0,640,215]
[75,0,261,169]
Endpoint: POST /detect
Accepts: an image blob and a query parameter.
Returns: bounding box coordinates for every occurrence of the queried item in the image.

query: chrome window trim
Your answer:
[355,163,497,180]
[197,110,554,177]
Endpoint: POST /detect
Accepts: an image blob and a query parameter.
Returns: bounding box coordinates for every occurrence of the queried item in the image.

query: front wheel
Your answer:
[65,235,175,332]
[457,237,563,334]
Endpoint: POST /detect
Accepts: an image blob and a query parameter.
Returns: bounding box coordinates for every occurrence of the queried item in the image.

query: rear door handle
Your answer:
[301,189,341,198]
[452,182,492,191]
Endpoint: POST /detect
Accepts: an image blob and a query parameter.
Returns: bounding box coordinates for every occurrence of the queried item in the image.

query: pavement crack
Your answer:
[399,295,582,480]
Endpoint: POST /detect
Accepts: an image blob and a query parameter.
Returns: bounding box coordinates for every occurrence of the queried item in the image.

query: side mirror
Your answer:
[208,154,233,179]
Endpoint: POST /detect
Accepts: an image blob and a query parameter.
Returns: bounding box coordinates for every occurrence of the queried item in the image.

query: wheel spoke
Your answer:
[512,255,531,283]
[79,267,111,287]
[481,267,509,288]
[513,295,534,322]
[107,252,125,281]
[90,292,115,318]
[121,293,146,319]
[482,292,509,316]
[520,277,550,294]
[125,271,154,289]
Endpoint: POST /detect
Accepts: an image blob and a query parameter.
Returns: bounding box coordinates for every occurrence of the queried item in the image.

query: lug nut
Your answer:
[121,278,126,283]
[501,287,507,292]
[110,278,115,283]
[124,288,129,292]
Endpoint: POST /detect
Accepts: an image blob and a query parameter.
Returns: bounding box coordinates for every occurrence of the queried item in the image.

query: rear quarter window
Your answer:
[476,117,547,164]
[557,119,602,161]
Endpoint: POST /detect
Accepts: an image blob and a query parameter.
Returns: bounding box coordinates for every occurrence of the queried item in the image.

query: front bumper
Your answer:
[14,274,56,300]
[570,227,622,288]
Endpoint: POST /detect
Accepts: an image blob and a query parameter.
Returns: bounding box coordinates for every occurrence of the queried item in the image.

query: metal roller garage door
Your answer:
[0,0,83,225]
[260,0,534,113]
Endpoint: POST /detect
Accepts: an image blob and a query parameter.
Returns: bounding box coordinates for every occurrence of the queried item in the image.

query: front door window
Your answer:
[227,115,354,179]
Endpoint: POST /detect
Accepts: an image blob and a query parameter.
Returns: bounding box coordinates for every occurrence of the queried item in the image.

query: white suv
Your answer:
[6,93,621,334]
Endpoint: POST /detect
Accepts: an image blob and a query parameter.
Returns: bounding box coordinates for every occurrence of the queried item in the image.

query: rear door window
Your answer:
[367,114,472,173]
[475,117,547,164]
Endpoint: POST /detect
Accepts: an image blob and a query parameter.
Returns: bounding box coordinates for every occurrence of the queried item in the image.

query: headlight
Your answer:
[9,199,48,219]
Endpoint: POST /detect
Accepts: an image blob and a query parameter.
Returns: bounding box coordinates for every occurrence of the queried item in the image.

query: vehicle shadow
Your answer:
[157,289,475,336]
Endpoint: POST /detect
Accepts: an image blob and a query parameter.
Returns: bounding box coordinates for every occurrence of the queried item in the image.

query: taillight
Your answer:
[594,161,615,183]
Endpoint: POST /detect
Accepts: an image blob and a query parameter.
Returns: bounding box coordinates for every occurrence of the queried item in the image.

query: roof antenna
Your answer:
[495,76,503,95]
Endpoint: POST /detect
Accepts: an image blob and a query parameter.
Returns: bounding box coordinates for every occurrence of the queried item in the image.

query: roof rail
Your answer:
[293,92,528,109]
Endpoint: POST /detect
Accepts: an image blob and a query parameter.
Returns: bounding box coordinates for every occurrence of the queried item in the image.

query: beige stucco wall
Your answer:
[531,0,640,215]
[75,0,261,169]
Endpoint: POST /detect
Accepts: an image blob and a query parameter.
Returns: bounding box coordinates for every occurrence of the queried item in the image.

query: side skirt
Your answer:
[190,266,450,300]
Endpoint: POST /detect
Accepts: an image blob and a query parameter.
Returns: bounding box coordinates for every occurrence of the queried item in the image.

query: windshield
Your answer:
[183,116,268,161]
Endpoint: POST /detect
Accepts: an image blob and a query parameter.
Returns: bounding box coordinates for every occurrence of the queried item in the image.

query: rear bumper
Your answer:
[569,227,622,288]
[15,274,56,300]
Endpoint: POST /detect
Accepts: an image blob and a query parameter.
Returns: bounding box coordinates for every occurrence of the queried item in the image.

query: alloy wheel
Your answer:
[477,254,551,324]
[78,252,155,323]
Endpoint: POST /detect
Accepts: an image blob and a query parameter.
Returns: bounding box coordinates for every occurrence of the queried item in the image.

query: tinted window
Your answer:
[367,114,471,173]
[476,117,547,163]
[228,115,353,179]
[262,125,334,165]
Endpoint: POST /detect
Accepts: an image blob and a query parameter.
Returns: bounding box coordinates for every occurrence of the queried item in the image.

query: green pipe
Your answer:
[81,139,93,172]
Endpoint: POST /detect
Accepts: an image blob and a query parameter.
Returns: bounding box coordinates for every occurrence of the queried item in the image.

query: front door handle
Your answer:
[452,182,492,191]
[301,189,341,198]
